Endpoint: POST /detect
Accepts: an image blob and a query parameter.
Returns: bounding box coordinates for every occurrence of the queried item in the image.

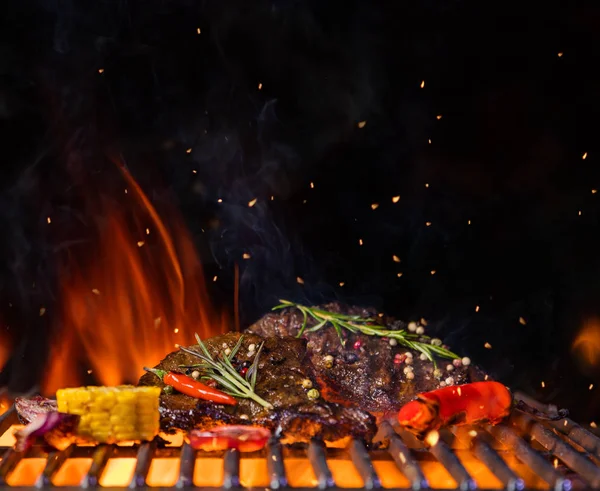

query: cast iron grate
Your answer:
[0,392,598,490]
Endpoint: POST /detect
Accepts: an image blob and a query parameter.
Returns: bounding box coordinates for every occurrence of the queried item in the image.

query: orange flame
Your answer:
[0,323,11,375]
[41,165,227,393]
[572,318,600,377]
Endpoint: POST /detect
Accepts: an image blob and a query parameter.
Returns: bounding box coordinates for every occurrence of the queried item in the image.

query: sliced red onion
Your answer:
[14,412,79,452]
[15,396,58,424]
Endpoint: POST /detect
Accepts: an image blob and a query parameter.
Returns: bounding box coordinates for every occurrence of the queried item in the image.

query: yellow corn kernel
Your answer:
[56,385,160,444]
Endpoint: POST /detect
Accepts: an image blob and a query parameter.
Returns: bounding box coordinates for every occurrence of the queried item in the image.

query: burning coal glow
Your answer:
[41,164,227,393]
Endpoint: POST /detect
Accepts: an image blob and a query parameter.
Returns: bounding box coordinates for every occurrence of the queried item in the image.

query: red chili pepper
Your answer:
[144,367,237,406]
[397,381,512,436]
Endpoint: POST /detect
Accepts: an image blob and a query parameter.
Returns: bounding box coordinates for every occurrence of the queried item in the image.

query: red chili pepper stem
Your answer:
[144,367,169,380]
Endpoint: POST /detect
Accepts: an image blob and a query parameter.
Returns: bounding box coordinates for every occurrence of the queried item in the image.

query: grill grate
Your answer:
[0,393,599,490]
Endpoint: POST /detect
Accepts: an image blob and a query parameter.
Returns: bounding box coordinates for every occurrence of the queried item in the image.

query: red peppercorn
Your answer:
[353,340,362,350]
[240,367,248,377]
[205,379,218,388]
[394,354,407,365]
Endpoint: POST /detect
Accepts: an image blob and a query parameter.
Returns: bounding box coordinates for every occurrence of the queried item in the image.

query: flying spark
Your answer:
[357,121,367,128]
[197,27,201,34]
[392,195,400,203]
[359,239,363,246]
[484,342,492,349]
[591,422,597,428]
[426,221,432,226]
[397,272,403,277]
[590,384,594,390]
[579,210,582,216]
[420,80,425,88]
[297,277,305,285]
[243,253,251,259]
[541,381,546,388]
[213,276,218,282]
[248,198,257,207]
[258,82,263,90]
[557,52,563,57]
[428,139,432,144]
[475,305,480,312]
[436,115,442,120]
[174,328,179,334]
[592,189,597,194]
[186,148,192,154]
[39,307,46,316]
[430,270,436,275]
[92,289,100,295]
[425,430,440,447]
[137,241,145,247]
[146,228,150,235]
[392,255,401,263]
[371,203,379,210]
[339,282,345,287]
[47,217,51,224]
[582,152,588,160]
[467,219,472,225]
[217,198,223,203]
[519,317,527,325]
[310,182,314,189]
[98,68,104,74]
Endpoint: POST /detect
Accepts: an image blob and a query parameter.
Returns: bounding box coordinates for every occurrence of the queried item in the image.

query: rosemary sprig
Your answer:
[273,299,459,364]
[178,333,273,410]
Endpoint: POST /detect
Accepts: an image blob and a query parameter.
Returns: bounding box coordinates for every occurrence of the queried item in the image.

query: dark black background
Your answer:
[1,0,600,421]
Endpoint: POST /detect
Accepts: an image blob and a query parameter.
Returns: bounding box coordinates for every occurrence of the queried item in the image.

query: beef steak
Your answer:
[247,302,487,414]
[139,332,376,444]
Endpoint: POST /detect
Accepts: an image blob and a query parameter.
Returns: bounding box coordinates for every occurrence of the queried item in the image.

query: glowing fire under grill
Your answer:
[0,394,599,490]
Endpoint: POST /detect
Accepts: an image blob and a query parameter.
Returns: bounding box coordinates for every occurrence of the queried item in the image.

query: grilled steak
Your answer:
[138,332,376,444]
[247,303,487,414]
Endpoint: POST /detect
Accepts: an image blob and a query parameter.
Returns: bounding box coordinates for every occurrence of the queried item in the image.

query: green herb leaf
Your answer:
[272,300,460,365]
[180,336,273,410]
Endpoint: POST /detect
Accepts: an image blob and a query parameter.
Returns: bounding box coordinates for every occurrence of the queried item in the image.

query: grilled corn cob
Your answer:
[56,385,161,443]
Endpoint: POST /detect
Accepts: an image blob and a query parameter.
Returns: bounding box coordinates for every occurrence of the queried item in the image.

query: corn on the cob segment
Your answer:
[56,385,161,443]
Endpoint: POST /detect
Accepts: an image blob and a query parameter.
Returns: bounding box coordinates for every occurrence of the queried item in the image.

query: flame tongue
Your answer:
[42,166,226,393]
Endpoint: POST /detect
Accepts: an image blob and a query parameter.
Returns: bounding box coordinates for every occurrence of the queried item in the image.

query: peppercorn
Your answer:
[323,355,334,369]
[307,388,320,400]
[353,340,362,350]
[301,379,313,389]
[240,367,248,377]
[162,385,174,395]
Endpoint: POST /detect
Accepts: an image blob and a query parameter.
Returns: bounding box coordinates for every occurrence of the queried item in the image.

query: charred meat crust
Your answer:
[139,332,377,443]
[247,302,488,413]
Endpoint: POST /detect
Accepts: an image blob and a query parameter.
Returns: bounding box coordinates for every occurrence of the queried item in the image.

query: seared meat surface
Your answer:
[248,303,487,414]
[138,332,376,443]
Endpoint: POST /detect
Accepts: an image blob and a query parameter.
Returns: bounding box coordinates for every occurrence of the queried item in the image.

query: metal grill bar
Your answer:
[0,393,599,490]
[176,442,195,488]
[486,424,569,490]
[427,438,477,490]
[516,391,600,460]
[0,448,23,486]
[471,435,524,491]
[36,445,74,487]
[380,421,428,489]
[349,439,381,489]
[266,439,287,489]
[308,439,335,489]
[222,448,240,489]
[129,441,155,488]
[81,444,112,488]
[511,411,600,488]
